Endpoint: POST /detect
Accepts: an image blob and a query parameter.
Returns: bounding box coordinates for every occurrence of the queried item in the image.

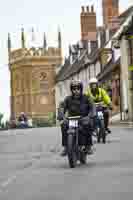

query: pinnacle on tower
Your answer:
[43,32,47,49]
[69,44,72,55]
[91,5,94,12]
[58,27,62,49]
[81,6,85,13]
[21,28,25,48]
[7,33,11,53]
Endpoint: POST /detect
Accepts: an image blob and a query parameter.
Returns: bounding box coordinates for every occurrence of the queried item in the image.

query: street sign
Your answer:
[100,48,113,68]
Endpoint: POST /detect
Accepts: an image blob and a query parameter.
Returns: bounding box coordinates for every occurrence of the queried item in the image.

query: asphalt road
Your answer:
[0,126,132,200]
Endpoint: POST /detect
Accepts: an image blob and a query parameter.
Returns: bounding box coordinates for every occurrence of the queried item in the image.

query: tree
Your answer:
[0,113,4,127]
[47,112,56,125]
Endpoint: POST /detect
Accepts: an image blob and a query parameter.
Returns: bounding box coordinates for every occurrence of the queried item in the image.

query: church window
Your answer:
[39,71,49,94]
[40,72,47,81]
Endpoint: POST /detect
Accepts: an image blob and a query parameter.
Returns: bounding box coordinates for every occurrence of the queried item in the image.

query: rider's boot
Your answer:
[106,127,111,134]
[86,145,94,155]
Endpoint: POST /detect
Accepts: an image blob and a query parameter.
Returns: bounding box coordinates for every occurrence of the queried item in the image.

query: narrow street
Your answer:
[0,126,132,200]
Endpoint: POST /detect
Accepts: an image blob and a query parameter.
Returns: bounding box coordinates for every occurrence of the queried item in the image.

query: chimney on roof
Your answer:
[102,0,119,28]
[80,4,96,41]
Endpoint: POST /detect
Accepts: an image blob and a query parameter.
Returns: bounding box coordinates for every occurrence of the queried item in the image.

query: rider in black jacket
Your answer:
[57,80,96,156]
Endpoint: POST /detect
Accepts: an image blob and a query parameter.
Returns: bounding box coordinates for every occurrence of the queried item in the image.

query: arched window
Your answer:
[39,71,49,94]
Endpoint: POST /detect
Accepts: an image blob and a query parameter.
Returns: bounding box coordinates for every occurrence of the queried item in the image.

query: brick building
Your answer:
[102,0,119,29]
[80,5,97,41]
[56,2,133,118]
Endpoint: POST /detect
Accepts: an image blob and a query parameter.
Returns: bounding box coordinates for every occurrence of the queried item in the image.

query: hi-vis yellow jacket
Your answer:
[85,87,111,106]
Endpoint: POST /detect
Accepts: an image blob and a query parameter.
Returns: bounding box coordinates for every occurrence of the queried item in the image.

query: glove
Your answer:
[81,116,90,126]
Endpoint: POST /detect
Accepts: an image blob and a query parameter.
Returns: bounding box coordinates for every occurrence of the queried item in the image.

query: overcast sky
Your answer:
[0,0,132,120]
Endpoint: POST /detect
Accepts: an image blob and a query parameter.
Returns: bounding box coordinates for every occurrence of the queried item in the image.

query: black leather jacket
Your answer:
[57,94,96,120]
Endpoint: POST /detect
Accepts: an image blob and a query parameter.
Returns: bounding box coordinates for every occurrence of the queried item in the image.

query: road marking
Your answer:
[1,175,17,188]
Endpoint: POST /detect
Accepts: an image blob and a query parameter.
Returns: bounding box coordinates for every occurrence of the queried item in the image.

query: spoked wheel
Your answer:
[100,120,106,144]
[97,119,106,143]
[67,134,77,168]
[97,128,101,143]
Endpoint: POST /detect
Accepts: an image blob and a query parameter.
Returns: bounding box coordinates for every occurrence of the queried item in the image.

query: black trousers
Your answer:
[60,118,93,147]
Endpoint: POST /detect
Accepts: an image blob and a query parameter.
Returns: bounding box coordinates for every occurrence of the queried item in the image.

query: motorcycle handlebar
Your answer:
[67,116,81,120]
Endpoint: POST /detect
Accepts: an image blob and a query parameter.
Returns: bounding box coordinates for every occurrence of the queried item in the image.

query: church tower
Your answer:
[8,29,62,120]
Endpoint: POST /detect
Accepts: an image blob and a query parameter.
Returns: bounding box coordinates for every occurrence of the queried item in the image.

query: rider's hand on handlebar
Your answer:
[95,102,104,107]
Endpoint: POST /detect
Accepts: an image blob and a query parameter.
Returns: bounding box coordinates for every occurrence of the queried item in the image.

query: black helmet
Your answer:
[70,80,83,92]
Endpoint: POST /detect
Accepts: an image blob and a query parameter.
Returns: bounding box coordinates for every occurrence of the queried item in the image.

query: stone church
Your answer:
[8,28,62,120]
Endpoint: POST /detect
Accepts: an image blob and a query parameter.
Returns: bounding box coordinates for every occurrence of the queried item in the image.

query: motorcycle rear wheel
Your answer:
[79,151,87,164]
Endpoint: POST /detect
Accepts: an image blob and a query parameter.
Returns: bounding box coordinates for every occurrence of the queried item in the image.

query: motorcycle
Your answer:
[66,116,88,168]
[95,102,106,144]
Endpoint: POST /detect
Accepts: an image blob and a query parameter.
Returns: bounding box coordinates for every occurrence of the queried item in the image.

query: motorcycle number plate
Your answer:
[69,120,78,128]
[21,121,25,124]
[97,111,103,117]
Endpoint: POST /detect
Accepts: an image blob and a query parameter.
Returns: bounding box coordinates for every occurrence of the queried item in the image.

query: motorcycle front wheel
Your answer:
[100,119,106,144]
[67,134,77,168]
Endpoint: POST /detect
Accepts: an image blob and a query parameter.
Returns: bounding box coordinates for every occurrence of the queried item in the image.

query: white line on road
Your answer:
[1,175,17,188]
[110,126,133,129]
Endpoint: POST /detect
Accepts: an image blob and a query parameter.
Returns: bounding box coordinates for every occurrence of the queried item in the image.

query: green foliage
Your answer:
[5,120,10,129]
[32,118,52,127]
[1,123,5,129]
[47,112,56,125]
[32,112,56,128]
[0,114,10,130]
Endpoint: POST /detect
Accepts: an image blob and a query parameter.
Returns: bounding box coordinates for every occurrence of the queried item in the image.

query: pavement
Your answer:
[110,112,133,127]
[110,112,121,123]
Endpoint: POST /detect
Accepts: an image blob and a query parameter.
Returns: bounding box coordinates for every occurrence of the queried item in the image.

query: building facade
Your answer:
[112,10,133,120]
[56,5,133,119]
[8,29,62,120]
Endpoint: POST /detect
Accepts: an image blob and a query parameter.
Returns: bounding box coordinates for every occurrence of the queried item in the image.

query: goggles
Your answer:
[72,86,80,91]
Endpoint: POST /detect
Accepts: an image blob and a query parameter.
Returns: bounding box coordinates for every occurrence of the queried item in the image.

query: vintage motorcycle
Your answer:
[95,102,106,144]
[66,116,89,168]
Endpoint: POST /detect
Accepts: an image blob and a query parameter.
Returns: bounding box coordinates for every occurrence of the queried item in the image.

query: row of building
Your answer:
[55,1,133,122]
